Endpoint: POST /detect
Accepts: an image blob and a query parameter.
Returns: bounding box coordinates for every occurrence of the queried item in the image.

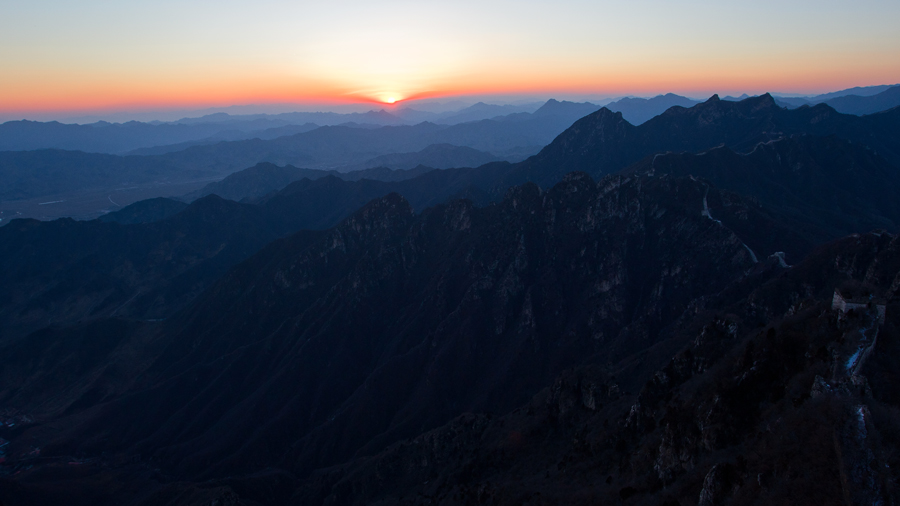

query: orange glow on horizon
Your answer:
[3,0,898,119]
[1,57,899,117]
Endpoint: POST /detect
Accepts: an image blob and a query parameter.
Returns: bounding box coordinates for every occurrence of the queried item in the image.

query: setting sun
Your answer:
[386,97,397,104]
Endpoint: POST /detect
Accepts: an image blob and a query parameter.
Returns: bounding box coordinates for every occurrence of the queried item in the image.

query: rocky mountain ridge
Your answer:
[1,94,900,506]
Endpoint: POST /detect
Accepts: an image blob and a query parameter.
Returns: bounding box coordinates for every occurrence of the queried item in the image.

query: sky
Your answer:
[2,0,900,121]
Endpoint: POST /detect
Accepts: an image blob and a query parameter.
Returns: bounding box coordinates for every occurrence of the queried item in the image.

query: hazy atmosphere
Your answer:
[3,0,899,120]
[2,1,900,505]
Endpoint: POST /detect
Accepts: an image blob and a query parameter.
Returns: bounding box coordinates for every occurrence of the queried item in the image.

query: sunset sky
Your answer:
[2,0,899,120]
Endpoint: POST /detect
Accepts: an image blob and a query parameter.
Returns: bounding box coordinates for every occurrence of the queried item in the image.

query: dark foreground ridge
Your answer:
[1,94,900,505]
[2,171,899,505]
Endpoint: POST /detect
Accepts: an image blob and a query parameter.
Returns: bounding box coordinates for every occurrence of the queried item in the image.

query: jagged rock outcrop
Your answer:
[0,172,793,504]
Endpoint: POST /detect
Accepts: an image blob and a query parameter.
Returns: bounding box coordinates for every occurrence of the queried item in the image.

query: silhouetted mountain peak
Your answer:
[801,101,844,121]
[532,98,599,117]
[604,94,702,125]
[358,109,401,121]
[338,192,413,240]
[515,107,635,179]
[555,106,630,138]
[179,193,258,223]
[749,92,778,110]
[98,197,187,224]
[594,106,625,121]
[679,92,780,123]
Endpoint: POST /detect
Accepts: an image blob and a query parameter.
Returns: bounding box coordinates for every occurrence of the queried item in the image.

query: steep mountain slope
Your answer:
[0,177,896,505]
[625,135,900,244]
[6,94,897,345]
[0,173,793,494]
[605,93,701,125]
[0,173,887,506]
[0,170,501,344]
[496,94,900,191]
[1,93,900,505]
[175,95,900,215]
[295,232,900,506]
[7,95,898,216]
[528,99,601,120]
[0,196,299,342]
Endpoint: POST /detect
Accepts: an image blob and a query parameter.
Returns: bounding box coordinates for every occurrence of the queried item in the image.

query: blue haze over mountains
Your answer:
[3,87,900,505]
[2,83,896,156]
[2,83,899,226]
[3,80,900,505]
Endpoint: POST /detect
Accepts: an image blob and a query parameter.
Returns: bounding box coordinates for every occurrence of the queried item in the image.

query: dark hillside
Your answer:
[505,94,900,191]
[98,197,188,224]
[293,232,900,506]
[1,94,899,505]
[1,174,780,487]
[625,134,900,244]
[0,196,299,342]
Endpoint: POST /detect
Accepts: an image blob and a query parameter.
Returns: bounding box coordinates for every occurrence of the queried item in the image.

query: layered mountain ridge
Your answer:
[2,173,766,476]
[1,93,900,505]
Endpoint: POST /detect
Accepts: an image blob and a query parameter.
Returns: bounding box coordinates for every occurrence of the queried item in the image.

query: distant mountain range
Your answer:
[181,161,439,203]
[773,84,900,115]
[5,93,899,341]
[505,94,900,189]
[0,102,550,155]
[2,91,900,504]
[3,84,897,157]
[819,85,900,115]
[795,83,897,102]
[0,100,603,210]
[604,93,701,124]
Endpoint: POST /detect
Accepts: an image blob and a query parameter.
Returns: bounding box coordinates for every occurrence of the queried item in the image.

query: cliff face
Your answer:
[76,174,767,476]
[627,135,900,246]
[0,173,791,497]
[2,181,900,506]
[292,233,900,506]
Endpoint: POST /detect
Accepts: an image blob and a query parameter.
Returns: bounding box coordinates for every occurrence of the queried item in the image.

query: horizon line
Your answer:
[2,85,897,124]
